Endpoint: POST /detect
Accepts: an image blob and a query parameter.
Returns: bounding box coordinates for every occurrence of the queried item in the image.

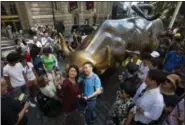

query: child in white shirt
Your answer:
[20,55,38,104]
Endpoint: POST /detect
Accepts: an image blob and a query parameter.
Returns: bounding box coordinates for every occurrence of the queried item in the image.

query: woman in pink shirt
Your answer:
[162,98,184,125]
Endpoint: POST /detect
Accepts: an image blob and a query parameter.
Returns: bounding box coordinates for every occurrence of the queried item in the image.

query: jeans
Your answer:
[85,100,96,125]
[9,85,29,99]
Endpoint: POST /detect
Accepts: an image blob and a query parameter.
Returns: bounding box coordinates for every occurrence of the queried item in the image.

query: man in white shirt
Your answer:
[3,52,28,98]
[133,69,165,125]
[41,32,54,47]
[137,53,151,82]
[41,32,54,52]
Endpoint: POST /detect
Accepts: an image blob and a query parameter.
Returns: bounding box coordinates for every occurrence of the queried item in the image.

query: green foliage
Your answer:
[150,2,185,28]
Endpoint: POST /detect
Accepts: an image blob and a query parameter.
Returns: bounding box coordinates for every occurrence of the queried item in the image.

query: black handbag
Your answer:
[37,92,62,117]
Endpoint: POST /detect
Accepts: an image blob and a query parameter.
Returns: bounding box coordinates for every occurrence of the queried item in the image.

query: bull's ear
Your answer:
[95,45,111,69]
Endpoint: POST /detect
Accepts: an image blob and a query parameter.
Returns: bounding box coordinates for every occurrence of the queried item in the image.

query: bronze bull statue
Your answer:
[59,5,164,71]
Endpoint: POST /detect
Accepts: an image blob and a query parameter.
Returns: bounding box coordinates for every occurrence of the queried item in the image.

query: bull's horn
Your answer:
[95,45,111,69]
[59,33,71,56]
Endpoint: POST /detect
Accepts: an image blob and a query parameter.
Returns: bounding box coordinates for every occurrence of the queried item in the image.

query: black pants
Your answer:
[135,121,147,125]
[112,116,120,125]
[29,84,38,98]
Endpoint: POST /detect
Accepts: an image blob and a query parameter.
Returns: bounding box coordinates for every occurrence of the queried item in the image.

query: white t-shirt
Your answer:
[23,62,36,81]
[26,39,34,44]
[35,41,42,48]
[3,62,26,88]
[137,62,149,82]
[40,81,56,98]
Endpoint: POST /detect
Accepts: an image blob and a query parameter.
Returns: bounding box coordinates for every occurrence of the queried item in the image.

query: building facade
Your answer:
[1,1,113,32]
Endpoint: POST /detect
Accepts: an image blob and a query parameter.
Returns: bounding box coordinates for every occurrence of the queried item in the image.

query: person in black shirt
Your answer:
[1,78,29,125]
[160,74,180,113]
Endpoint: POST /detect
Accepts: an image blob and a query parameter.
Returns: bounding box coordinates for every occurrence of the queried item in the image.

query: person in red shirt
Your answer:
[24,51,32,62]
[58,65,81,114]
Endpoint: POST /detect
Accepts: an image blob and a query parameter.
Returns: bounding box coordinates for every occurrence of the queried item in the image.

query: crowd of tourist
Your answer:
[106,28,185,125]
[1,24,185,125]
[1,24,101,125]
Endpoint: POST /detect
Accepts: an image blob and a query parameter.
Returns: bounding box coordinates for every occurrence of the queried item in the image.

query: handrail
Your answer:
[1,15,19,19]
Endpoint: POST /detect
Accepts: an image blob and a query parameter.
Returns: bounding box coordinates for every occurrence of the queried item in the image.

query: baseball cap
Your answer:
[150,51,160,58]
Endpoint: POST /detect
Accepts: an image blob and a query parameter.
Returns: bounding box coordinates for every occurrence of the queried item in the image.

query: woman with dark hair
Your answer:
[41,47,58,73]
[58,65,81,114]
[108,80,136,125]
[30,46,46,76]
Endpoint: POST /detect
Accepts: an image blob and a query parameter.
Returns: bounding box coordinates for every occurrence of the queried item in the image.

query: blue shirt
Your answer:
[164,51,185,72]
[83,73,101,99]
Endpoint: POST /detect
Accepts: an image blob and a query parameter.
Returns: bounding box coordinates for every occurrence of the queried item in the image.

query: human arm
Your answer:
[52,54,58,68]
[41,56,48,72]
[4,76,12,89]
[32,68,38,79]
[124,112,134,125]
[84,75,101,100]
[164,106,173,113]
[15,102,29,125]
[22,71,28,84]
[137,102,164,121]
[49,37,54,42]
[3,67,12,88]
[28,62,38,79]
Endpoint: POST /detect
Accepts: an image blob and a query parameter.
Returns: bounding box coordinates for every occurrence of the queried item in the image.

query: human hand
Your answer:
[174,113,184,122]
[53,66,58,71]
[57,84,61,90]
[137,107,144,115]
[77,95,81,98]
[177,117,184,122]
[83,96,88,100]
[8,85,14,91]
[45,69,48,73]
[118,75,123,81]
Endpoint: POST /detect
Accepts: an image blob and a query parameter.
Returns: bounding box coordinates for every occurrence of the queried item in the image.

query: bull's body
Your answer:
[60,5,164,71]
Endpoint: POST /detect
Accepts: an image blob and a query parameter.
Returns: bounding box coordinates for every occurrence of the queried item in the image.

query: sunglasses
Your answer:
[165,79,173,84]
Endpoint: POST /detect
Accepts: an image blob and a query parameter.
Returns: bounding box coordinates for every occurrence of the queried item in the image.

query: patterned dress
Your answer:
[109,96,135,125]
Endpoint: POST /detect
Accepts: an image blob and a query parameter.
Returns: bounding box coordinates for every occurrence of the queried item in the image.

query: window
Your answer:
[10,3,18,15]
[1,4,7,15]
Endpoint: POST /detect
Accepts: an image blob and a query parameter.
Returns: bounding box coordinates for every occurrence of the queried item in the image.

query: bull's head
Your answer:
[59,33,111,70]
[60,4,163,71]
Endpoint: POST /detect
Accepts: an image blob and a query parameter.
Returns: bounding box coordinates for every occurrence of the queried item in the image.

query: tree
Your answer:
[150,1,185,29]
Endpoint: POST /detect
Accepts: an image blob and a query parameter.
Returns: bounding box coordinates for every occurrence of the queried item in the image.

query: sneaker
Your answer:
[34,97,37,102]
[29,101,36,108]
[107,120,115,125]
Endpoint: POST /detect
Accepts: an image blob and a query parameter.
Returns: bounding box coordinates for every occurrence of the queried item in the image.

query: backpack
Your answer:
[37,91,62,117]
